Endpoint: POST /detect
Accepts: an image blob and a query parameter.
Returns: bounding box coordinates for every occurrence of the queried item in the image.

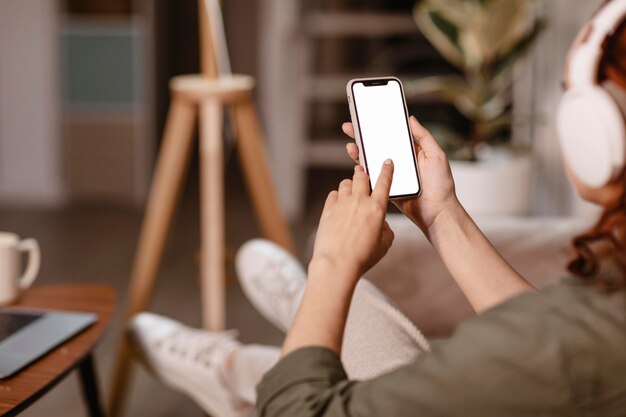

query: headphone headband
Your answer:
[568,0,626,87]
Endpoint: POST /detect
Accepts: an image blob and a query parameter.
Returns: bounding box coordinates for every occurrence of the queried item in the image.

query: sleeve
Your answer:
[256,292,575,417]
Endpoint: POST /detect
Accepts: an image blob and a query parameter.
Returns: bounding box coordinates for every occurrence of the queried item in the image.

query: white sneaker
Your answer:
[127,313,253,417]
[235,239,306,333]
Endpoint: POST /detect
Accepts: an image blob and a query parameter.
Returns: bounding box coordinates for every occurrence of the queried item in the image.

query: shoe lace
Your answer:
[249,259,303,312]
[156,328,238,368]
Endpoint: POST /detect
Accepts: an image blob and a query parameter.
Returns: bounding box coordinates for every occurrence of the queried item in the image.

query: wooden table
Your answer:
[0,285,116,417]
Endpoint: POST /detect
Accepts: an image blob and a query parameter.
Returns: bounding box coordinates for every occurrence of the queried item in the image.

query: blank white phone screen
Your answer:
[352,80,420,197]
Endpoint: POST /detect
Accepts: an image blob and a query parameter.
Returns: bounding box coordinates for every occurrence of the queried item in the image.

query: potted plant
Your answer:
[407,0,545,216]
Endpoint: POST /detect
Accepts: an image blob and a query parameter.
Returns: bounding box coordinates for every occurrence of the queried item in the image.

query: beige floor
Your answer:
[0,160,345,417]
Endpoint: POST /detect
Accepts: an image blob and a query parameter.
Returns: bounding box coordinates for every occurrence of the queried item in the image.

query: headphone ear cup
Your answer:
[557,86,625,188]
[603,80,626,172]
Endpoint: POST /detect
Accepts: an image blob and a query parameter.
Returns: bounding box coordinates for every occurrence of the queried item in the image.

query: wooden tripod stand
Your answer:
[108,1,295,415]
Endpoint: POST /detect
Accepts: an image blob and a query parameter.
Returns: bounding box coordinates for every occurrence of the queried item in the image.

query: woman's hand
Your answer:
[336,117,535,315]
[288,161,394,354]
[282,163,394,357]
[343,116,458,237]
[310,162,395,282]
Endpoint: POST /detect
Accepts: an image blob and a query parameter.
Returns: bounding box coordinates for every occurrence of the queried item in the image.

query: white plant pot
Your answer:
[450,150,534,217]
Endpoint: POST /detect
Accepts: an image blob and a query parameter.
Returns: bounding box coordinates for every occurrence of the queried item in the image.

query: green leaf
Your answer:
[459,29,487,71]
[479,88,511,121]
[403,75,469,98]
[425,123,470,160]
[410,0,545,151]
[413,3,465,68]
[429,11,460,49]
[493,19,546,77]
[477,0,529,61]
[404,75,482,119]
[423,0,473,27]
[480,112,514,141]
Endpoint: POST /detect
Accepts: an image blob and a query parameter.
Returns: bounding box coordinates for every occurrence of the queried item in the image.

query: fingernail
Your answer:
[354,165,359,172]
[385,159,393,165]
[410,116,416,122]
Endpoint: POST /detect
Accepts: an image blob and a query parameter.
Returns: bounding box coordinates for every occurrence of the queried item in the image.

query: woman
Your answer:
[130,4,626,416]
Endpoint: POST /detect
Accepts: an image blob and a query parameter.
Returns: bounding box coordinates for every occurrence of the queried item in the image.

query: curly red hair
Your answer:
[568,205,626,290]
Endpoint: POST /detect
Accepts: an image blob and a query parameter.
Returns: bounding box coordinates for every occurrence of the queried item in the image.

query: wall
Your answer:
[0,0,611,214]
[514,0,604,217]
[0,0,64,207]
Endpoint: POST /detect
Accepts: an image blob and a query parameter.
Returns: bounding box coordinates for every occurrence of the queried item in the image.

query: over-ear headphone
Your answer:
[557,0,626,188]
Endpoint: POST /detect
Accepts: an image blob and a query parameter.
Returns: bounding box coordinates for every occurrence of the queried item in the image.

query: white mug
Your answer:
[0,232,40,306]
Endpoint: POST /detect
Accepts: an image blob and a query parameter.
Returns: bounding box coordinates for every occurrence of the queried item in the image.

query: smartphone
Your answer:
[346,77,421,199]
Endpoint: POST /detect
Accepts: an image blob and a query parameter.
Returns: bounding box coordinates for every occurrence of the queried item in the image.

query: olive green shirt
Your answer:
[257,278,626,417]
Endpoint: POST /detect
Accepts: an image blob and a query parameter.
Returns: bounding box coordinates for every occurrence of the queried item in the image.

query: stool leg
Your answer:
[79,354,104,417]
[199,99,226,330]
[108,97,197,416]
[233,99,295,253]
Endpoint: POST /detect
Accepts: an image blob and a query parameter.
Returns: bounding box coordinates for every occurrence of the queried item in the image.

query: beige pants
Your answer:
[225,279,431,405]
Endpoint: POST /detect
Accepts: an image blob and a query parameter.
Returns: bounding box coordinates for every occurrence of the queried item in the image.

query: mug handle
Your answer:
[17,238,41,291]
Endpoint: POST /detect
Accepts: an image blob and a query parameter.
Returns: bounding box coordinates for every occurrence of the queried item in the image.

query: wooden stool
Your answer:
[108,74,295,416]
[107,1,296,410]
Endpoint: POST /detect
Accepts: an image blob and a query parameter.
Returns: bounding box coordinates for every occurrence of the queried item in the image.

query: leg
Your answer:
[236,240,430,380]
[341,280,430,379]
[221,274,429,390]
[109,96,197,416]
[233,99,295,253]
[222,344,281,404]
[127,312,280,414]
[199,99,226,331]
[78,354,105,417]
[266,278,430,379]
